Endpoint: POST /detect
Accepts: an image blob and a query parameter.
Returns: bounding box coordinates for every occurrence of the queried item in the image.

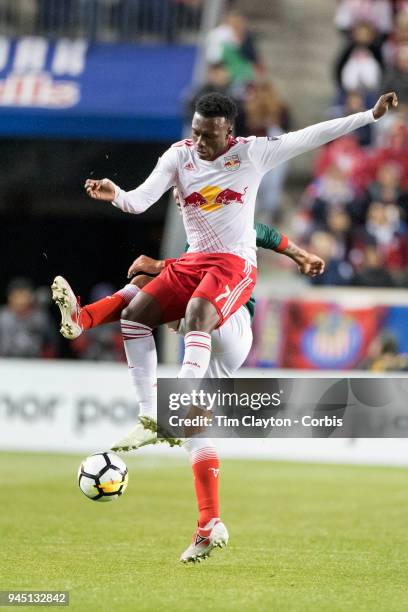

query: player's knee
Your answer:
[185,298,218,332]
[121,292,161,328]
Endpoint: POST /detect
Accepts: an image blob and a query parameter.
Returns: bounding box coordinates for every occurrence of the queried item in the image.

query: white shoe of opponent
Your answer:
[51,276,83,340]
[180,519,229,564]
[111,415,182,452]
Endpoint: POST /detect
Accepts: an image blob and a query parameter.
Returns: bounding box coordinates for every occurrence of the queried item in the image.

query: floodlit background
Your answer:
[0,1,408,458]
[1,4,408,611]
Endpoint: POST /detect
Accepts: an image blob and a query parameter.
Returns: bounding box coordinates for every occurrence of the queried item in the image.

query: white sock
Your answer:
[183,436,218,463]
[178,331,211,378]
[116,284,139,305]
[121,319,157,418]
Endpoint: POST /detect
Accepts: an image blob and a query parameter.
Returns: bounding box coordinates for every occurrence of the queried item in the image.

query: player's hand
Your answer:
[372,92,398,120]
[84,178,117,201]
[298,253,325,277]
[127,254,165,278]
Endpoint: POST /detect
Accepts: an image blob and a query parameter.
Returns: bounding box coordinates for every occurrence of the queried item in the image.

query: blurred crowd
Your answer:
[2,275,407,370]
[186,2,408,291]
[290,0,408,289]
[0,277,125,361]
[2,1,408,367]
[0,0,203,42]
[184,7,292,222]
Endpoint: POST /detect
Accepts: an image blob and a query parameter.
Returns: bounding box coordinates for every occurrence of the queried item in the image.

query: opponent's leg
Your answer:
[206,306,253,377]
[178,297,219,378]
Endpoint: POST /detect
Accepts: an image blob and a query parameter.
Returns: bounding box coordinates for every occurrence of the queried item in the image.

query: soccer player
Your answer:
[52,223,324,562]
[83,90,396,560]
[84,91,397,422]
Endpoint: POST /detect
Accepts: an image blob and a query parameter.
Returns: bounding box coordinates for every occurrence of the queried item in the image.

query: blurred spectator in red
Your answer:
[0,278,57,358]
[352,244,396,286]
[335,21,384,100]
[71,283,124,361]
[314,135,371,192]
[205,9,262,84]
[383,10,408,66]
[369,118,408,189]
[335,0,394,38]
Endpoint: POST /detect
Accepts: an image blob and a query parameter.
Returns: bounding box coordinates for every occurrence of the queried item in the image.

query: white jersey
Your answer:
[113,109,376,266]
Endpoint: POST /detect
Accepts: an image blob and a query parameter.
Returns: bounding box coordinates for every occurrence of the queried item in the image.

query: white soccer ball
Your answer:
[78,452,128,502]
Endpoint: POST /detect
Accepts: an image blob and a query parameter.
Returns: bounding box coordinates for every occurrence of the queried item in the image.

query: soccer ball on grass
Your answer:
[78,452,128,502]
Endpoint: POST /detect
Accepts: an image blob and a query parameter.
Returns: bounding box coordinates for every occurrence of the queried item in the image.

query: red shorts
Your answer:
[142,252,256,326]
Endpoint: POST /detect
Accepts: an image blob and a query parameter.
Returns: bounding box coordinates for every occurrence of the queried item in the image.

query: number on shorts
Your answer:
[215,284,231,303]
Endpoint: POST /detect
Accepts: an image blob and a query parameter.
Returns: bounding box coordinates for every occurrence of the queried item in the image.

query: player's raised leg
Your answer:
[51,276,83,339]
[51,275,139,339]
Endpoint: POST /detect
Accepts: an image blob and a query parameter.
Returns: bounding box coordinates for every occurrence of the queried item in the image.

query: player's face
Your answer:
[191,114,232,161]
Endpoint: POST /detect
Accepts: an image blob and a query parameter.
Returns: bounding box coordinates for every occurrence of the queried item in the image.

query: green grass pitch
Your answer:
[1,452,408,611]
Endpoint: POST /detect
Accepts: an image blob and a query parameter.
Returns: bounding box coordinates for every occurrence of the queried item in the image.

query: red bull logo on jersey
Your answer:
[223,154,241,171]
[183,185,247,213]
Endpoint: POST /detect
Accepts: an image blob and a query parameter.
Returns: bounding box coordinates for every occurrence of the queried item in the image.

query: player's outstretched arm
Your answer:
[254,222,324,277]
[372,92,398,120]
[281,240,325,277]
[84,147,178,215]
[85,178,117,201]
[251,92,398,171]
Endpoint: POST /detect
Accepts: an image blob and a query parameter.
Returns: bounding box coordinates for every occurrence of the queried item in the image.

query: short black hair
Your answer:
[195,92,237,124]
